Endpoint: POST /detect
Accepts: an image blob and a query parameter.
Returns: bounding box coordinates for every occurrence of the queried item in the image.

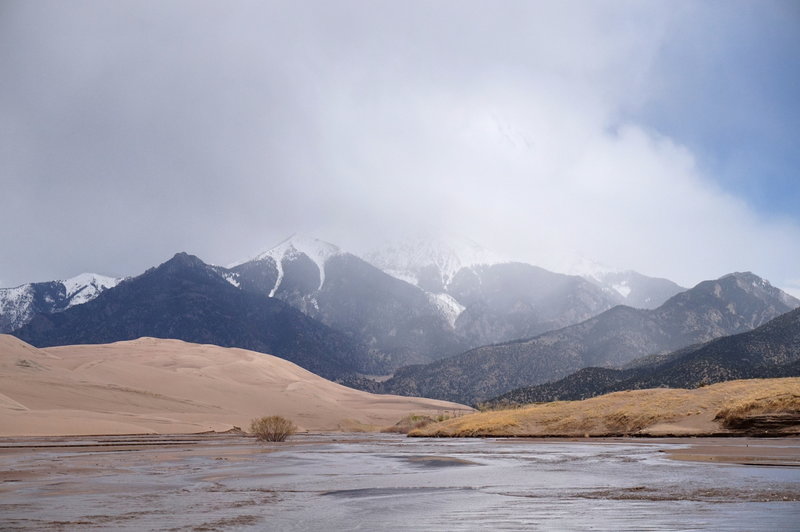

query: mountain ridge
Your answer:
[380,271,800,404]
[489,306,800,406]
[227,237,465,367]
[0,273,121,333]
[12,252,382,381]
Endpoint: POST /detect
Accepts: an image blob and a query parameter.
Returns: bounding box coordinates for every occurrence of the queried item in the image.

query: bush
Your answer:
[249,415,297,442]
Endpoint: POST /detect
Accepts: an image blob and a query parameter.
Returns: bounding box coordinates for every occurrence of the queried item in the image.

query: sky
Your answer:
[1,1,799,296]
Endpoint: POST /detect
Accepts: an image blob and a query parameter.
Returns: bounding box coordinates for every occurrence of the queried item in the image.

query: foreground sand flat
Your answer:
[411,378,800,437]
[0,335,471,436]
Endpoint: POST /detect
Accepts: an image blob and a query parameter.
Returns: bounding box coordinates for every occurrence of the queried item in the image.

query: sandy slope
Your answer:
[411,378,800,437]
[0,335,471,436]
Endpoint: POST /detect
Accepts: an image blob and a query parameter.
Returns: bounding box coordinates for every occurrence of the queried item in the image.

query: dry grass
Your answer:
[336,419,383,432]
[409,408,523,437]
[382,411,463,434]
[714,392,800,428]
[410,378,800,437]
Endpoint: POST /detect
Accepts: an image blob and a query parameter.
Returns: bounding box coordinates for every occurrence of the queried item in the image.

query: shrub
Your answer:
[249,415,297,442]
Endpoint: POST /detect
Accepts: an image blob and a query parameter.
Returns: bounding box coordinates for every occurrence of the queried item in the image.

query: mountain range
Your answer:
[0,236,688,356]
[13,253,380,381]
[3,235,798,404]
[3,235,686,368]
[0,273,120,333]
[368,235,685,347]
[227,235,464,367]
[226,235,681,365]
[582,269,686,310]
[489,306,800,406]
[380,271,800,404]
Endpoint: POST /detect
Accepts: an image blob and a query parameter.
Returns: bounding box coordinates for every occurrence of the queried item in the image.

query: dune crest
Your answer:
[0,335,470,436]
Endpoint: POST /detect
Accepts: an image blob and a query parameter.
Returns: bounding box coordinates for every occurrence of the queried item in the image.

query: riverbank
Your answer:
[410,378,800,438]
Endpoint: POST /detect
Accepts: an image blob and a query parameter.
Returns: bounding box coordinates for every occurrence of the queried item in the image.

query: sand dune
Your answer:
[410,377,800,437]
[0,335,471,436]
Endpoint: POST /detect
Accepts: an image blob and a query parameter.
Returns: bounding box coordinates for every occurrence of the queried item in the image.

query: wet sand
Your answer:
[408,435,800,466]
[662,438,800,467]
[1,434,798,531]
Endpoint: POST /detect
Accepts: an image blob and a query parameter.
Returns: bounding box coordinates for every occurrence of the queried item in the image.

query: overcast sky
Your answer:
[2,1,799,296]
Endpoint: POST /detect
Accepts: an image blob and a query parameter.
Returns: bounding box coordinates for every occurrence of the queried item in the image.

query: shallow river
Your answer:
[1,434,798,531]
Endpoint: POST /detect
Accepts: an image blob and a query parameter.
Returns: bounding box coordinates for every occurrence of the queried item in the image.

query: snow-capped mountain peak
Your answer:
[367,234,505,290]
[244,234,343,294]
[0,272,122,332]
[255,234,341,267]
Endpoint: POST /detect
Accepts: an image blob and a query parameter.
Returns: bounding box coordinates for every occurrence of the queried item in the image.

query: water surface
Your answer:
[1,434,798,531]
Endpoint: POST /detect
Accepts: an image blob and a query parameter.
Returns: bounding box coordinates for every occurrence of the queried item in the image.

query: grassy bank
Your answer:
[409,378,800,438]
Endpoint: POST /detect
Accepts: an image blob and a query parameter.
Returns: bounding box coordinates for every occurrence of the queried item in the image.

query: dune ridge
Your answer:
[0,335,470,436]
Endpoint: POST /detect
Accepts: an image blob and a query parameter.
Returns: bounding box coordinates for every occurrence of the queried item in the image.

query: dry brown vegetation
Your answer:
[714,391,800,429]
[382,411,462,434]
[249,415,297,442]
[410,378,800,438]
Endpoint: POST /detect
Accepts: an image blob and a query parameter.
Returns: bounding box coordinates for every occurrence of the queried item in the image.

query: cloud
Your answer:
[304,79,800,290]
[0,1,797,294]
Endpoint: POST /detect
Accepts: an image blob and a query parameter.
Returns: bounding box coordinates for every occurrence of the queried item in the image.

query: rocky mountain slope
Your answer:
[12,253,380,381]
[584,270,685,309]
[380,272,800,404]
[489,306,800,406]
[448,262,618,346]
[202,235,687,367]
[0,273,120,332]
[366,234,505,291]
[226,235,464,367]
[368,236,623,346]
[2,235,687,373]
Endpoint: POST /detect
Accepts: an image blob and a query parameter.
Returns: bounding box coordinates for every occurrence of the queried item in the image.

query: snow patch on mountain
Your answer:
[368,234,505,289]
[270,256,285,297]
[62,273,121,308]
[1,273,121,332]
[611,281,632,299]
[428,292,466,327]
[547,253,624,283]
[780,289,799,307]
[0,284,35,326]
[222,272,240,288]
[246,234,342,295]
